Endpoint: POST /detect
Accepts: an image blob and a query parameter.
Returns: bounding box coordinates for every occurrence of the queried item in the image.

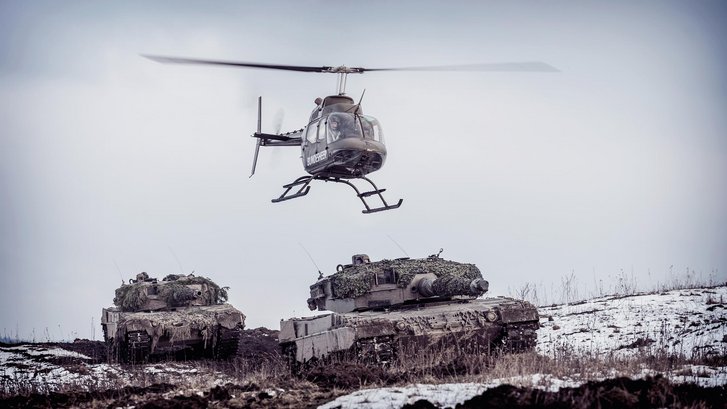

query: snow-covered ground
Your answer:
[1,286,725,408]
[322,286,727,409]
[537,286,727,359]
[0,344,235,394]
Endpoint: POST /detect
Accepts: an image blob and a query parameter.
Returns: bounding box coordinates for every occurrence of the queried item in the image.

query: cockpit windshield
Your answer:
[326,112,359,142]
[325,113,384,144]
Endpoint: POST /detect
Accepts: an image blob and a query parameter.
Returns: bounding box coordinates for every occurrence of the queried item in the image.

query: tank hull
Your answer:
[102,303,245,363]
[279,297,538,366]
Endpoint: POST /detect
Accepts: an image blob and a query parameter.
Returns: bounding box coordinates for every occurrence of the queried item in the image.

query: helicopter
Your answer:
[144,56,557,213]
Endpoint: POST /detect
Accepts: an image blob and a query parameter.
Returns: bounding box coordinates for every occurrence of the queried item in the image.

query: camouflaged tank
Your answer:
[279,253,539,367]
[101,272,245,363]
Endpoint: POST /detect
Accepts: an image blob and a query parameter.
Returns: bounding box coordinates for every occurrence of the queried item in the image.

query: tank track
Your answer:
[500,321,539,352]
[124,330,151,364]
[281,342,299,373]
[214,327,242,359]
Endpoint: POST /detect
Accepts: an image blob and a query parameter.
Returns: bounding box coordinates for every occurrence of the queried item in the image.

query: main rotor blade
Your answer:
[360,62,559,72]
[143,55,330,73]
[143,55,558,73]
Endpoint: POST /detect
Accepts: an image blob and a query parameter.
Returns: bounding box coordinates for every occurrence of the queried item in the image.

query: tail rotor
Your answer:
[250,96,263,177]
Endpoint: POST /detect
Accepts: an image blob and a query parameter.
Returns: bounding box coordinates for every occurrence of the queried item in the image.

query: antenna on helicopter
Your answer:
[346,89,366,114]
[356,89,366,111]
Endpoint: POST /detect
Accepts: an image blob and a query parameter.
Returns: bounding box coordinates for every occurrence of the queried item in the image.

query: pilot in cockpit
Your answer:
[329,118,341,141]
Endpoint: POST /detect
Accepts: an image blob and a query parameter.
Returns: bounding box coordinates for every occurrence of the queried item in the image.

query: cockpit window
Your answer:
[361,116,384,143]
[326,112,361,143]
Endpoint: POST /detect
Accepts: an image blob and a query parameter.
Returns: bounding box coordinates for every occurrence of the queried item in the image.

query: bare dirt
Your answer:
[406,376,727,409]
[2,374,725,408]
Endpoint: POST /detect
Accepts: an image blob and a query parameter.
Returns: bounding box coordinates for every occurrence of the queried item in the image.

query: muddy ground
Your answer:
[2,374,726,408]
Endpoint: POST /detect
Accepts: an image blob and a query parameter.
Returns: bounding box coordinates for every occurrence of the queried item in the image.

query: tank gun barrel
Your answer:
[417,276,489,298]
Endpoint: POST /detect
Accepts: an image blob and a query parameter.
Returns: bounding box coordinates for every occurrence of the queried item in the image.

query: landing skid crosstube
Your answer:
[272,175,403,214]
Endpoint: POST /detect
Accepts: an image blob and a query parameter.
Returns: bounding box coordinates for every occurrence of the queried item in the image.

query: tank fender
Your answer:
[294,327,356,362]
[498,301,539,323]
[101,308,120,340]
[352,320,397,339]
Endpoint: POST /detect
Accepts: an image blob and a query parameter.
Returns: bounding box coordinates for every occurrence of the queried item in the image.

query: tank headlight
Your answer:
[485,311,498,322]
[395,321,407,332]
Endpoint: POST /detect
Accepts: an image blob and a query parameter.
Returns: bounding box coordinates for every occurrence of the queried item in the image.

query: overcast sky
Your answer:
[1,1,725,340]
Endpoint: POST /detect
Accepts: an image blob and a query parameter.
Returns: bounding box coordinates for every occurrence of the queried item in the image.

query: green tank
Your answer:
[101,272,245,363]
[279,253,539,367]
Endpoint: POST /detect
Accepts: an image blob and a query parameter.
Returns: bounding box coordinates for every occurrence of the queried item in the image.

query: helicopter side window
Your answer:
[362,116,384,143]
[305,120,320,144]
[317,121,327,142]
[360,117,373,139]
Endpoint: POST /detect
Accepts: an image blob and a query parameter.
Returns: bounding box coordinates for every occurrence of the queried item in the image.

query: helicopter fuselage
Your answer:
[301,95,386,179]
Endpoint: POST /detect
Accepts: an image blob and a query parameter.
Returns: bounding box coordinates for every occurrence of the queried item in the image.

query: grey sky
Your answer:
[1,1,725,340]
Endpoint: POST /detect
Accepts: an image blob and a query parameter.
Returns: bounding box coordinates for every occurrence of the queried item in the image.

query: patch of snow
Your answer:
[319,383,487,409]
[1,345,90,360]
[537,287,727,359]
[320,366,727,409]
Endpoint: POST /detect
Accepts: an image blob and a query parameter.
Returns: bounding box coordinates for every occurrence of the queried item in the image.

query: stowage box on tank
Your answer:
[279,253,539,366]
[101,272,245,363]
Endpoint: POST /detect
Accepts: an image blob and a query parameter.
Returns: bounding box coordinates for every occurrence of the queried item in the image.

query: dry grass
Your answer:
[509,268,724,307]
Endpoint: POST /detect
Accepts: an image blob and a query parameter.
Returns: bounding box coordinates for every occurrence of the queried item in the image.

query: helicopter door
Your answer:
[302,119,327,168]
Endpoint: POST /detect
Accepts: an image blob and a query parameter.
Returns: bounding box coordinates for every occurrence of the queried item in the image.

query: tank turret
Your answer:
[306,253,490,313]
[280,253,539,369]
[101,273,245,363]
[112,272,230,312]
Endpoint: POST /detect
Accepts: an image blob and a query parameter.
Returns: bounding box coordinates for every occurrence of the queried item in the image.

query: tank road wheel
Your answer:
[356,335,395,365]
[125,331,151,364]
[214,327,242,359]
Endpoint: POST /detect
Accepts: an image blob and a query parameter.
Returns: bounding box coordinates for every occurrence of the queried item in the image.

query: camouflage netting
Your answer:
[113,274,229,311]
[168,275,230,304]
[330,257,483,298]
[159,283,197,306]
[114,284,148,310]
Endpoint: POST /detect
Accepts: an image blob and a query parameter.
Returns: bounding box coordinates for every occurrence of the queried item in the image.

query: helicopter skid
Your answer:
[272,175,402,214]
[271,176,313,203]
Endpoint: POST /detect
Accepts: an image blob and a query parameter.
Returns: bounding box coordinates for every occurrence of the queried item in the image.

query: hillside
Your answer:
[1,286,725,408]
